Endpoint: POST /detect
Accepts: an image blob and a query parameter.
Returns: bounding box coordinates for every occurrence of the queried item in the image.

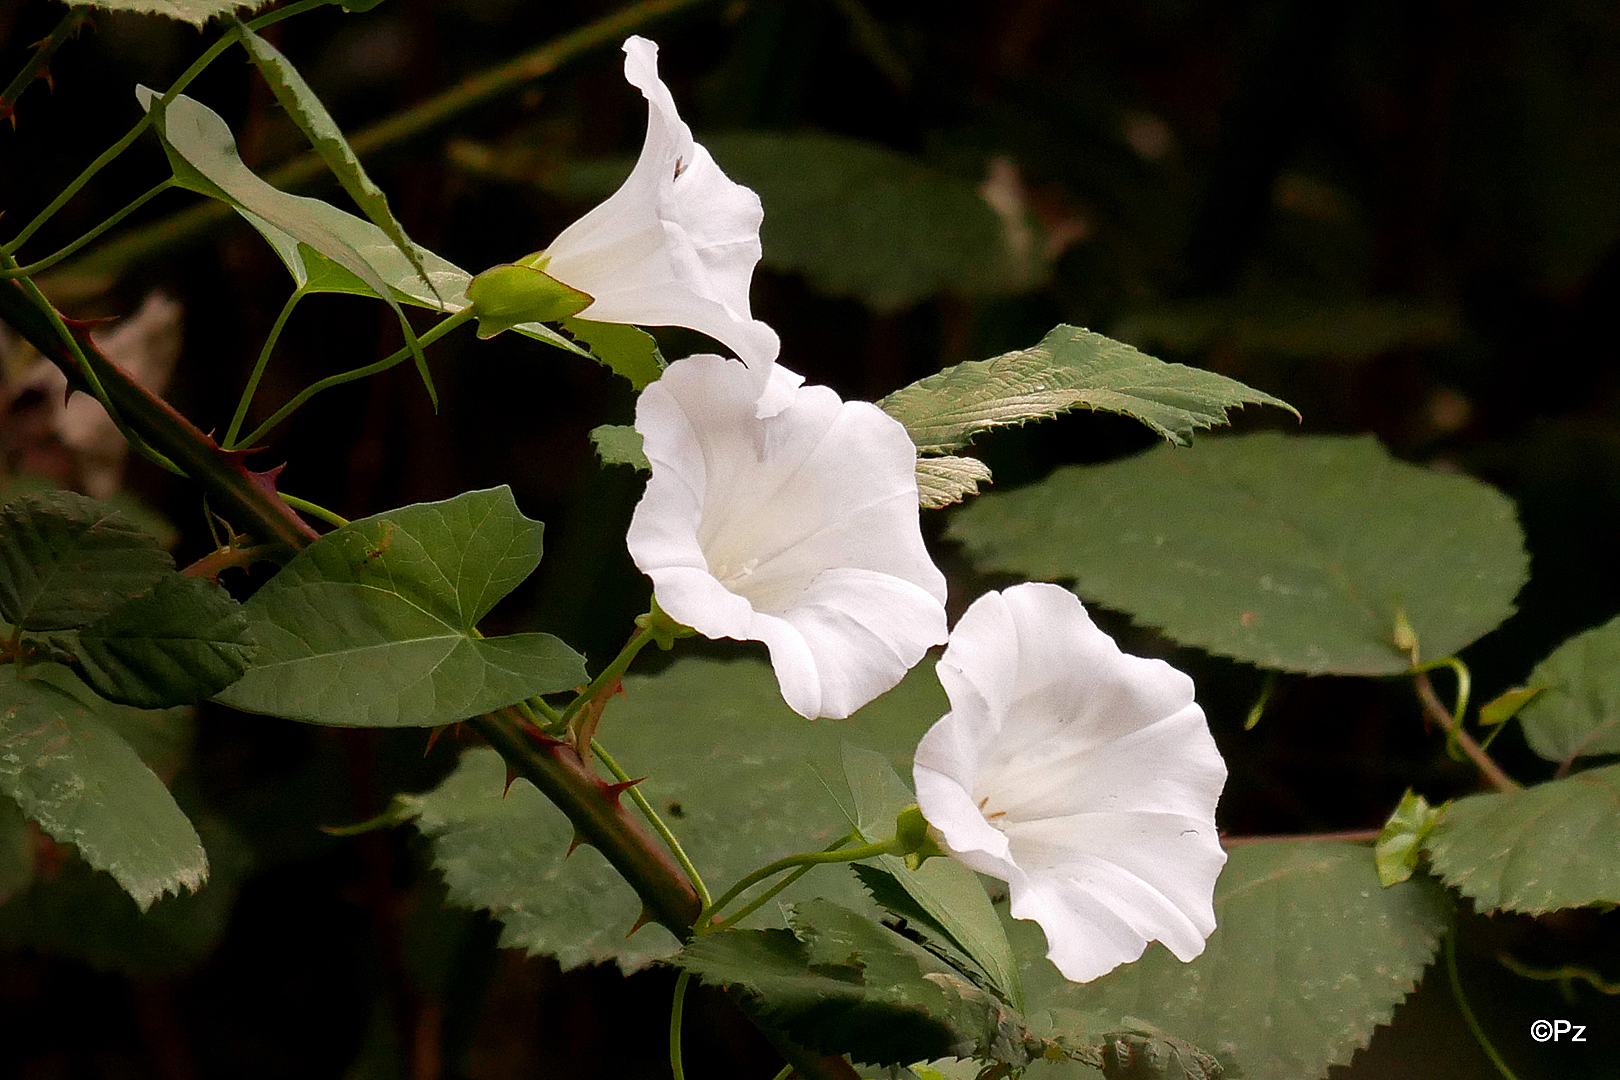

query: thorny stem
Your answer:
[1414,669,1519,794]
[0,12,89,129]
[47,0,717,283]
[592,737,712,909]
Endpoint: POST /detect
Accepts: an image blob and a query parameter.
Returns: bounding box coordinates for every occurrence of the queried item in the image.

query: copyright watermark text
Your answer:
[1530,1019,1587,1043]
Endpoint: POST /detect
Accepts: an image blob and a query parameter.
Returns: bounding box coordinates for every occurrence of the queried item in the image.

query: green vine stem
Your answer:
[670,969,693,1080]
[697,833,904,932]
[1446,934,1523,1080]
[45,0,717,287]
[4,0,327,259]
[592,737,712,908]
[1,180,176,278]
[225,286,308,449]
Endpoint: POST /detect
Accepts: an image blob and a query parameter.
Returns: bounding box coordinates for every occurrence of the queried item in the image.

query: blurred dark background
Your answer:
[3,0,1619,1076]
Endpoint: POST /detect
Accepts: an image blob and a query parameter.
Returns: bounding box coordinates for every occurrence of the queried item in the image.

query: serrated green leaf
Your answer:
[676,897,1043,1067]
[1374,789,1442,887]
[1022,841,1451,1080]
[137,88,442,405]
[69,574,255,709]
[0,669,206,910]
[234,22,438,305]
[1424,764,1620,913]
[466,263,590,338]
[917,455,992,509]
[1094,1024,1226,1080]
[705,132,1039,311]
[0,491,173,631]
[950,433,1528,675]
[214,488,585,727]
[842,745,1023,1011]
[560,317,665,389]
[402,657,948,970]
[74,0,269,27]
[1514,616,1620,763]
[879,326,1295,453]
[589,424,649,471]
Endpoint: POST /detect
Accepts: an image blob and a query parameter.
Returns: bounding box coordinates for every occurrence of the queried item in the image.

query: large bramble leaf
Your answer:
[402,657,949,970]
[1020,841,1451,1080]
[1423,764,1620,914]
[214,488,585,727]
[950,433,1528,675]
[675,898,1044,1068]
[1514,615,1620,763]
[0,491,173,631]
[235,23,437,305]
[76,0,269,27]
[0,669,206,910]
[879,325,1295,452]
[68,574,255,709]
[841,745,1023,1011]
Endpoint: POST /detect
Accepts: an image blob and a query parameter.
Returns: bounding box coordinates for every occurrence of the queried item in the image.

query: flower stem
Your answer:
[239,306,474,449]
[225,287,308,449]
[563,621,657,726]
[0,180,176,276]
[279,492,348,529]
[697,832,897,932]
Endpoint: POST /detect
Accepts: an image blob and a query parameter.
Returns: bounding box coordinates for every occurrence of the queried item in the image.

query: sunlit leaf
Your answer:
[215,488,585,727]
[589,424,649,471]
[74,0,269,27]
[880,325,1295,452]
[560,317,665,389]
[0,669,205,910]
[950,433,1528,675]
[916,455,992,509]
[1424,765,1620,914]
[137,88,442,404]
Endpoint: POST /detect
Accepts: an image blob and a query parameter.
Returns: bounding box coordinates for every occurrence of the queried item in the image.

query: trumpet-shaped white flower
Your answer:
[544,37,787,413]
[626,354,947,719]
[913,583,1227,983]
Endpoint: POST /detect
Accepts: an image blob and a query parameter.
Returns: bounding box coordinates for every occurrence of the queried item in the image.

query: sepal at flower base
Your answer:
[465,259,592,339]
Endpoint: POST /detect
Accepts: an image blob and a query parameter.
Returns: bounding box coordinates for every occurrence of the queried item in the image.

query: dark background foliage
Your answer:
[2,0,1619,1076]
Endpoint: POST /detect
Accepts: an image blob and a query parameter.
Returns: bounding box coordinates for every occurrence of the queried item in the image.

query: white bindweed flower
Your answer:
[626,354,948,719]
[913,582,1227,983]
[544,36,787,413]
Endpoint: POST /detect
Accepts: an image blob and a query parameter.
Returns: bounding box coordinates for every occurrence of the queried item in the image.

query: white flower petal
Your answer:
[543,36,781,398]
[913,582,1228,983]
[627,355,947,718]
